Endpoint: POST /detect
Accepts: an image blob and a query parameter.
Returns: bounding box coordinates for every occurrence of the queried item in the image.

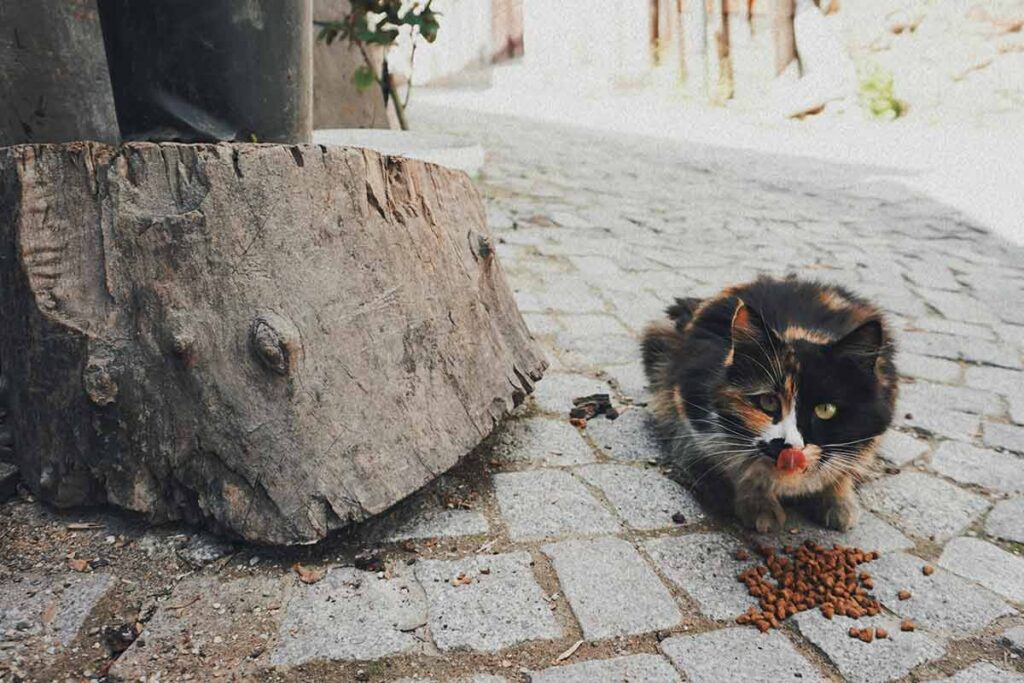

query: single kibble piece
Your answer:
[876,628,888,639]
[922,564,935,576]
[848,627,861,639]
[735,548,751,561]
[858,628,875,643]
[900,619,916,632]
[897,590,912,601]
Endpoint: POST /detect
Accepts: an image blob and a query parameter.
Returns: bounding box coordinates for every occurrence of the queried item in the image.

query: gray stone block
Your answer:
[532,654,681,682]
[983,422,1024,454]
[879,429,931,466]
[542,537,681,640]
[931,441,1024,494]
[938,537,1024,603]
[493,469,621,542]
[899,353,963,384]
[272,567,427,665]
[115,576,288,679]
[867,552,1013,636]
[756,510,914,554]
[933,662,1024,682]
[1002,626,1024,655]
[986,497,1024,543]
[0,572,112,647]
[660,628,820,683]
[644,532,756,620]
[530,374,612,415]
[574,464,703,530]
[489,417,596,467]
[414,551,561,652]
[585,407,663,462]
[793,611,945,683]
[860,471,990,541]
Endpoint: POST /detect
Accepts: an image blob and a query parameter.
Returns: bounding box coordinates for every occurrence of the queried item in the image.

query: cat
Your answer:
[641,276,897,533]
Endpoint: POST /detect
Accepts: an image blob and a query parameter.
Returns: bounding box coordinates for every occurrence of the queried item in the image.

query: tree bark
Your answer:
[0,141,546,545]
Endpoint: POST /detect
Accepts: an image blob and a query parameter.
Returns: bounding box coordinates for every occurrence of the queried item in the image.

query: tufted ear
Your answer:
[728,298,778,365]
[832,319,884,369]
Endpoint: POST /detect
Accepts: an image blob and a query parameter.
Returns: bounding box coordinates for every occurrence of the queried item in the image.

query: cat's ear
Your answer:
[729,298,772,352]
[832,319,885,369]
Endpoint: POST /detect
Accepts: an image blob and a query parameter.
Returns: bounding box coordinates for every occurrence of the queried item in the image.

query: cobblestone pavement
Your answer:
[2,104,1024,682]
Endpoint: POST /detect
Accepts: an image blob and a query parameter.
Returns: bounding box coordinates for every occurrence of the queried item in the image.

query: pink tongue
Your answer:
[776,448,807,473]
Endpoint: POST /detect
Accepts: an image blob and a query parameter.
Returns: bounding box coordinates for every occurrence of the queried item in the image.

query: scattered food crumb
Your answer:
[292,562,325,585]
[735,548,751,561]
[897,590,912,600]
[451,571,473,586]
[922,564,934,576]
[901,618,916,632]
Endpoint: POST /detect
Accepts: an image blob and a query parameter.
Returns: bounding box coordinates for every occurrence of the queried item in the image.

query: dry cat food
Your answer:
[735,541,883,633]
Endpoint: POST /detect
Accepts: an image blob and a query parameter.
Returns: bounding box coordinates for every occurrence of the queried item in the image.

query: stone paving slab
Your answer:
[898,353,963,385]
[758,510,915,554]
[0,572,112,648]
[938,537,1024,603]
[659,628,820,683]
[529,373,612,416]
[395,675,507,683]
[380,508,490,543]
[584,407,663,462]
[1002,627,1024,655]
[866,552,1013,636]
[490,417,597,467]
[644,532,755,621]
[860,471,991,541]
[272,567,428,665]
[983,422,1024,453]
[574,464,703,530]
[792,612,946,683]
[114,576,288,679]
[933,662,1024,682]
[414,552,561,652]
[542,537,682,640]
[531,653,681,682]
[493,469,621,542]
[879,429,932,466]
[931,441,1024,494]
[986,498,1024,543]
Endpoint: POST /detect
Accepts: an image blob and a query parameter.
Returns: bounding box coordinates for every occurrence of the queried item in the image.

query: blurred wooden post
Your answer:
[683,0,708,95]
[711,0,733,101]
[773,0,797,75]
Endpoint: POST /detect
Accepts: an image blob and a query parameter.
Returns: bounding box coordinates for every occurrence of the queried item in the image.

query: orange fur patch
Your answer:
[782,325,834,344]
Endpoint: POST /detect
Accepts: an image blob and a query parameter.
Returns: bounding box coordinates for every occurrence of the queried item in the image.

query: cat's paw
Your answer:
[736,495,786,533]
[815,494,861,531]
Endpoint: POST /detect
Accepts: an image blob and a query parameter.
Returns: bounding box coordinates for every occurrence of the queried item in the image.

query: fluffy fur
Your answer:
[641,276,897,532]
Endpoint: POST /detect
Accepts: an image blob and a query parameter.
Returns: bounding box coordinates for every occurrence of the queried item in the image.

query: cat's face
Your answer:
[707,301,893,493]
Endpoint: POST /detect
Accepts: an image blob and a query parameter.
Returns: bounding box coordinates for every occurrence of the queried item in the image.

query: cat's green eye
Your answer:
[814,403,838,420]
[757,394,779,413]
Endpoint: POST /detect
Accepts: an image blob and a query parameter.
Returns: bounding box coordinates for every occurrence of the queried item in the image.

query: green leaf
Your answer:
[353,65,376,92]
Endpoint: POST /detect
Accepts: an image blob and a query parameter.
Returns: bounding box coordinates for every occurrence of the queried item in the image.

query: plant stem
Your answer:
[355,42,408,130]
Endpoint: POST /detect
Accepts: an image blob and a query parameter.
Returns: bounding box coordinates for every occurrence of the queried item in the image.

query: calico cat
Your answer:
[641,276,897,533]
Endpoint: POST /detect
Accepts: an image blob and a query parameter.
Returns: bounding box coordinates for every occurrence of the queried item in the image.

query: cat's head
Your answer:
[706,298,895,492]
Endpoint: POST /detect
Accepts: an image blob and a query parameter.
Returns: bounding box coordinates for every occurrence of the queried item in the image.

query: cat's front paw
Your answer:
[736,495,786,533]
[815,493,861,531]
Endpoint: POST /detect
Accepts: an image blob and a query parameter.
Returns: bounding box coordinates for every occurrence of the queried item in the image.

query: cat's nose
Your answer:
[763,438,788,458]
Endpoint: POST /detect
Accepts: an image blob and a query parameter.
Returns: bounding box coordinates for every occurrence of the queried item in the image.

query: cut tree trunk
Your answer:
[0,141,546,545]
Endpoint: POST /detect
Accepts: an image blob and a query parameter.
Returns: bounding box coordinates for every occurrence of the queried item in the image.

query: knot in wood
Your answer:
[83,360,118,406]
[249,313,301,376]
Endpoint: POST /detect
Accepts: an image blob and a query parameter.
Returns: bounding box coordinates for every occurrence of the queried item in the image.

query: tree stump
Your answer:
[0,142,546,544]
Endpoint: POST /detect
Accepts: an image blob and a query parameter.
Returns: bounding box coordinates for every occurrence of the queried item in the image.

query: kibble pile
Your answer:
[735,541,887,633]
